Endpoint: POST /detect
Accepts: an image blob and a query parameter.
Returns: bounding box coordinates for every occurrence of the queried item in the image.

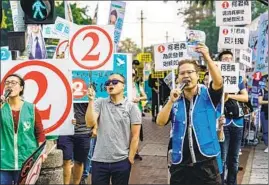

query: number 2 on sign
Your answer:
[24,71,52,120]
[72,81,84,96]
[81,32,100,61]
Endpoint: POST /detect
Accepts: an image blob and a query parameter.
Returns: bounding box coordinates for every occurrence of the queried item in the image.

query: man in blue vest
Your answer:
[157,43,223,185]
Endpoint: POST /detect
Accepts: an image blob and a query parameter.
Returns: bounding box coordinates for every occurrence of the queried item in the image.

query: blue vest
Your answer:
[170,85,223,173]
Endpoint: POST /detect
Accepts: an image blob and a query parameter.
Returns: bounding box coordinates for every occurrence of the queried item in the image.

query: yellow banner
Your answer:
[151,71,165,79]
[137,53,152,63]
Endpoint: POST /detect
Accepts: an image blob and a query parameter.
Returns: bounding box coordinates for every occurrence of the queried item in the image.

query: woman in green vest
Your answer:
[132,69,147,160]
[0,74,45,185]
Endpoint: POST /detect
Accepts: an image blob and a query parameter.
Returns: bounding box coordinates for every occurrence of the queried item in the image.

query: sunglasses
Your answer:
[105,79,124,86]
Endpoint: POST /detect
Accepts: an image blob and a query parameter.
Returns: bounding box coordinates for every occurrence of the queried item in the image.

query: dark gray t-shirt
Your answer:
[91,98,142,163]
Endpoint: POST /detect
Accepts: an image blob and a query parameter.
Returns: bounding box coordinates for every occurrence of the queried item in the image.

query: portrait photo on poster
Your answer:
[26,24,47,60]
[109,9,118,25]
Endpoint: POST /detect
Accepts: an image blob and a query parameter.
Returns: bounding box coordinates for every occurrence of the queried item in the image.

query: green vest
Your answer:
[135,83,143,112]
[1,101,38,170]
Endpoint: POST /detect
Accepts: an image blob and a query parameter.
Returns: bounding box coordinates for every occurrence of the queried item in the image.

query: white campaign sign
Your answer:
[69,24,114,71]
[218,26,249,49]
[1,60,74,136]
[215,0,251,26]
[154,42,190,71]
[239,48,252,67]
[42,25,62,39]
[53,17,76,39]
[218,62,239,93]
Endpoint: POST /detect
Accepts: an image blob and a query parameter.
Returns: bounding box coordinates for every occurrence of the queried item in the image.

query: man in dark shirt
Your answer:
[157,43,223,185]
[57,103,91,184]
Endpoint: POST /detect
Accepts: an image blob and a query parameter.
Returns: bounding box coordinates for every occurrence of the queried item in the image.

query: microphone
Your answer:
[0,89,12,103]
[173,80,190,98]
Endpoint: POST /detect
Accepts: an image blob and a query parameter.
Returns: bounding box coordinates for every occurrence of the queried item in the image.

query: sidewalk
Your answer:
[242,143,268,184]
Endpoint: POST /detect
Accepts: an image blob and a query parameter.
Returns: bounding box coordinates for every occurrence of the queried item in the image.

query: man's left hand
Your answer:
[195,43,210,57]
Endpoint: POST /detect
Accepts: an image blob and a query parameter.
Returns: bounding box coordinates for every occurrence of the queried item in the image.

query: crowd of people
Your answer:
[0,43,267,185]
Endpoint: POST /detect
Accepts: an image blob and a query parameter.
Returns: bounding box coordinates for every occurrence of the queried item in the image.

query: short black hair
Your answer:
[218,50,233,61]
[132,60,140,66]
[4,74,25,96]
[110,73,125,83]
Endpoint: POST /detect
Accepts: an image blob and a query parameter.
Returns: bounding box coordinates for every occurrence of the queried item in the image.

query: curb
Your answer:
[241,146,255,184]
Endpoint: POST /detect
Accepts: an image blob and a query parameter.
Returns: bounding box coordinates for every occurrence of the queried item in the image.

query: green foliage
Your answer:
[55,2,92,25]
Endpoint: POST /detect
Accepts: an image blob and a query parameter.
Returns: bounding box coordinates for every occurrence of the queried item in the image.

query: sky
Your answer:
[75,1,189,48]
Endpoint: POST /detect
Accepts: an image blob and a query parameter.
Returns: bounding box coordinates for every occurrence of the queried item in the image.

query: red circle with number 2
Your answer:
[70,25,113,70]
[1,61,72,134]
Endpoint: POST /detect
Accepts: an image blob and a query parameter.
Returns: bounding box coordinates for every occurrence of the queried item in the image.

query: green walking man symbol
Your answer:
[32,0,46,20]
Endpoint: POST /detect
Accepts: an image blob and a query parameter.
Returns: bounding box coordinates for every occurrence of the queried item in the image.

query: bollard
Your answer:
[36,140,63,184]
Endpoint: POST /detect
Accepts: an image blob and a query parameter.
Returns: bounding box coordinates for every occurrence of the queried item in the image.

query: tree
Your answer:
[55,2,92,25]
[118,38,141,56]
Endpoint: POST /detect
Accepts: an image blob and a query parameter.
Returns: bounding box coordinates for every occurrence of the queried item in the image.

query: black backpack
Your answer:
[224,98,244,119]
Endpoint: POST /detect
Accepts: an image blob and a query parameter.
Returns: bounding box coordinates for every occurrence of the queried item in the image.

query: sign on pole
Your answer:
[215,0,251,26]
[69,25,114,70]
[154,42,190,71]
[1,60,74,136]
[72,53,132,102]
[249,30,258,62]
[239,48,252,67]
[54,17,73,39]
[219,62,240,93]
[218,26,249,49]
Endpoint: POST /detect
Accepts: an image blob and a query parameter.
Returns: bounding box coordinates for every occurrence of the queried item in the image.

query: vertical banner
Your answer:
[10,1,25,31]
[26,25,47,59]
[108,1,126,50]
[249,31,258,62]
[255,12,268,75]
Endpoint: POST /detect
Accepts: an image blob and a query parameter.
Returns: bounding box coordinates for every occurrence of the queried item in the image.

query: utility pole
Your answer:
[138,10,146,53]
[165,31,170,43]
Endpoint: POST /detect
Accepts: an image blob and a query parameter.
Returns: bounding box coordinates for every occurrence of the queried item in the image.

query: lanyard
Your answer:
[188,98,196,164]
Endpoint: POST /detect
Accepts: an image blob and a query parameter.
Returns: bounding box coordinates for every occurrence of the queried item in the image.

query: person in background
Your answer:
[80,125,98,184]
[57,103,91,185]
[0,74,45,185]
[203,72,209,87]
[218,50,248,185]
[258,76,268,153]
[132,69,147,160]
[148,64,160,122]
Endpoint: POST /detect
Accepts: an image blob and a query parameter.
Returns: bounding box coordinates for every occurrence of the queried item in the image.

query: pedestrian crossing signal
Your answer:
[20,0,55,24]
